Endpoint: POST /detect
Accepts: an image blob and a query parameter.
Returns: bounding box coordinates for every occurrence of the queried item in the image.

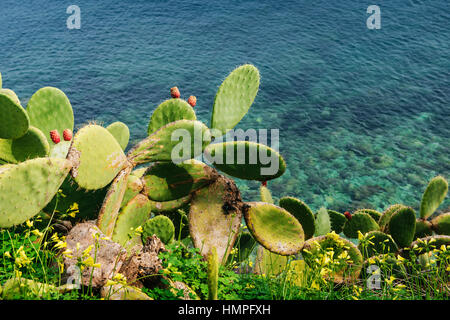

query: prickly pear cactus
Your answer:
[279,196,315,240]
[414,219,433,239]
[148,195,191,214]
[142,215,175,245]
[357,231,398,257]
[189,175,243,263]
[204,141,286,181]
[0,92,29,139]
[343,212,380,239]
[431,212,450,236]
[259,185,273,203]
[378,204,406,232]
[244,202,305,256]
[26,87,74,158]
[120,174,144,209]
[147,98,197,135]
[128,120,211,165]
[314,207,331,236]
[68,124,129,190]
[355,209,382,222]
[388,206,416,248]
[107,122,130,151]
[0,158,72,227]
[253,245,289,276]
[420,176,448,219]
[0,126,50,163]
[327,210,346,234]
[210,64,260,136]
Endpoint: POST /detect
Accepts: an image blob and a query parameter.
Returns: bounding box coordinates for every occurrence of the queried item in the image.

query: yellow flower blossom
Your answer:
[4,251,12,259]
[310,280,320,290]
[25,220,33,228]
[31,229,44,238]
[14,246,33,268]
[385,276,395,286]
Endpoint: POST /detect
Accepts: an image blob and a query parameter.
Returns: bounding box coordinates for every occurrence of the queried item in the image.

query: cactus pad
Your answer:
[128,120,211,165]
[0,92,29,139]
[388,207,416,248]
[189,175,243,262]
[0,88,21,105]
[254,246,289,276]
[112,194,152,247]
[279,196,315,239]
[355,209,382,222]
[314,207,331,236]
[420,176,448,219]
[343,212,379,239]
[414,219,433,239]
[141,160,218,202]
[142,215,175,245]
[26,87,74,158]
[327,210,347,234]
[147,98,197,134]
[107,122,130,151]
[357,231,398,257]
[211,64,260,136]
[120,174,144,209]
[302,233,363,283]
[259,185,273,203]
[379,204,405,232]
[207,247,219,300]
[68,125,128,190]
[149,195,192,214]
[431,212,450,235]
[204,141,286,181]
[244,202,305,256]
[0,158,72,227]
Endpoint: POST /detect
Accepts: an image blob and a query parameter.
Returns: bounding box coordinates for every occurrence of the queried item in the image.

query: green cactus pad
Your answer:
[97,167,132,237]
[302,233,363,283]
[388,207,416,248]
[414,219,433,239]
[279,197,315,240]
[379,204,406,232]
[142,214,175,245]
[160,208,190,240]
[431,212,450,235]
[0,92,29,139]
[0,127,50,163]
[254,246,289,276]
[207,247,219,300]
[149,195,191,214]
[120,174,144,209]
[0,158,72,228]
[128,120,211,165]
[107,122,130,151]
[343,212,379,239]
[0,139,16,163]
[409,235,450,253]
[131,166,148,178]
[26,87,74,158]
[141,160,218,202]
[211,64,260,136]
[0,88,21,105]
[112,194,152,247]
[357,231,398,257]
[204,141,286,181]
[244,202,305,256]
[147,98,197,135]
[314,207,331,236]
[355,209,382,222]
[68,125,128,190]
[259,185,273,203]
[328,210,347,234]
[420,176,448,219]
[189,175,243,262]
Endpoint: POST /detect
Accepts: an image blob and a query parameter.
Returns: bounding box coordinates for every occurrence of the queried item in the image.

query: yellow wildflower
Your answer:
[31,229,44,238]
[385,276,395,286]
[25,220,33,228]
[4,251,12,259]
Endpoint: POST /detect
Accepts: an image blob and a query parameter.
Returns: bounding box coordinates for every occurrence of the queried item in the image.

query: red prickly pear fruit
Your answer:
[63,129,73,141]
[261,181,267,187]
[188,95,197,107]
[344,211,352,220]
[50,130,60,144]
[170,87,180,99]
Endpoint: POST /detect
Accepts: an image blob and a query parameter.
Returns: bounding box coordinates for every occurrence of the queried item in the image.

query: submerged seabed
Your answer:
[0,0,448,213]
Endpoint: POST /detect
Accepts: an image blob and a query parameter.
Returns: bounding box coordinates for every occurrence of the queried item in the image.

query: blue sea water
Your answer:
[0,0,448,214]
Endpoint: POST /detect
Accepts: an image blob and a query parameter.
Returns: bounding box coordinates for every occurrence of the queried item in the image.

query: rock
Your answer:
[100,284,153,300]
[63,222,128,289]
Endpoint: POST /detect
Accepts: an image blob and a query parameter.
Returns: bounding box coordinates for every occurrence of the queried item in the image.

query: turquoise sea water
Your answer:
[0,0,448,214]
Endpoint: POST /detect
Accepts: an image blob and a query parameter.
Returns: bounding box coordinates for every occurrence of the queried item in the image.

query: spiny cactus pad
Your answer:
[211,64,260,136]
[128,120,211,165]
[141,160,218,202]
[414,219,433,239]
[388,207,416,248]
[0,88,21,105]
[0,92,29,139]
[314,207,331,236]
[97,167,132,237]
[0,127,50,163]
[112,194,152,247]
[355,209,382,222]
[259,185,274,203]
[379,204,406,232]
[279,196,315,240]
[189,175,243,262]
[107,122,130,151]
[431,212,450,236]
[420,176,448,219]
[142,215,175,245]
[0,158,72,228]
[328,210,347,234]
[147,99,197,135]
[204,141,286,181]
[357,231,398,257]
[343,212,379,239]
[149,195,192,214]
[244,202,305,256]
[26,87,74,158]
[120,174,144,209]
[302,233,363,283]
[68,125,128,190]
